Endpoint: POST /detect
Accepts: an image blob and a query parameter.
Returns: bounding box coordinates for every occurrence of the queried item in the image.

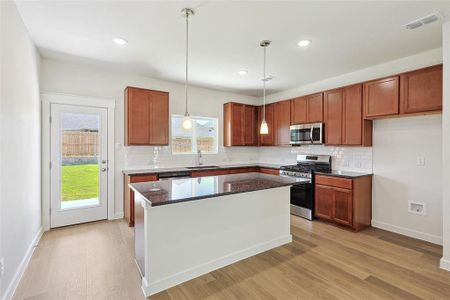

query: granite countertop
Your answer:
[315,170,373,179]
[122,163,282,176]
[129,172,308,206]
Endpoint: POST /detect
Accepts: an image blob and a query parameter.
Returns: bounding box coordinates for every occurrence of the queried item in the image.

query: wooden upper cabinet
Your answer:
[273,100,291,146]
[223,102,257,146]
[308,93,324,122]
[291,93,323,124]
[244,105,257,146]
[258,104,275,146]
[363,76,399,119]
[400,65,443,114]
[149,91,169,145]
[291,96,308,124]
[324,89,343,145]
[342,84,362,145]
[125,87,169,146]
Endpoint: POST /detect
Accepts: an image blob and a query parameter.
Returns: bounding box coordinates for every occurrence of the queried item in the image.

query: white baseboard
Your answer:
[372,220,442,245]
[440,258,450,271]
[2,227,43,300]
[112,212,124,220]
[142,235,292,297]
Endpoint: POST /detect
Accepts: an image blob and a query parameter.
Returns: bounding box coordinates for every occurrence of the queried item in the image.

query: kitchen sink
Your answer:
[185,165,220,169]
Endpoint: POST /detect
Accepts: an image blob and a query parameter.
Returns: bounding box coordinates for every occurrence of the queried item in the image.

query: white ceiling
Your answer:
[16,1,450,96]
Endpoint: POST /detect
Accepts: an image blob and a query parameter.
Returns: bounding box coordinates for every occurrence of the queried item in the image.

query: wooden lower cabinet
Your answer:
[314,185,334,220]
[124,174,158,226]
[315,175,372,231]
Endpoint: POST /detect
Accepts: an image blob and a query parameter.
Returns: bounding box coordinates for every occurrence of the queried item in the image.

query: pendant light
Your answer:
[182,8,194,130]
[260,40,271,135]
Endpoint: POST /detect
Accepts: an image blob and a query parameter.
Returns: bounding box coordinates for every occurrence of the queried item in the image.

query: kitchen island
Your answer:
[130,172,307,297]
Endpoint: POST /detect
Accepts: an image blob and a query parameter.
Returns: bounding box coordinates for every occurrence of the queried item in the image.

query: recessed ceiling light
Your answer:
[238,70,248,75]
[298,40,311,47]
[112,37,128,46]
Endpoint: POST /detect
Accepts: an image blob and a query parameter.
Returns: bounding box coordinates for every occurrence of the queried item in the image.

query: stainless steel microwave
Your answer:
[290,123,324,145]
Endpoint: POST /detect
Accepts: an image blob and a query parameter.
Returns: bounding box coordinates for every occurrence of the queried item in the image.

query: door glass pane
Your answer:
[60,112,100,210]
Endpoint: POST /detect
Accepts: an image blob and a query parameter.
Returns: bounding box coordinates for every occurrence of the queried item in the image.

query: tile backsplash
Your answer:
[123,144,373,173]
[259,145,373,172]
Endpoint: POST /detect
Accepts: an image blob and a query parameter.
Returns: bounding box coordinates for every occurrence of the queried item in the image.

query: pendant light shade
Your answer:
[181,8,194,130]
[260,119,269,134]
[260,40,271,135]
[182,113,192,130]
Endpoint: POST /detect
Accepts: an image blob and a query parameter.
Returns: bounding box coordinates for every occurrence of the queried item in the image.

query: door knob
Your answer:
[101,167,108,172]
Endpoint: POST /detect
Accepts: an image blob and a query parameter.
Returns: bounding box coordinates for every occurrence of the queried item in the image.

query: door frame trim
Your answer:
[41,92,116,231]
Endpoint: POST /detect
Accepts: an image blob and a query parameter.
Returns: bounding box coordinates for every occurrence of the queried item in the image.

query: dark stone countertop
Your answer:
[122,163,282,176]
[315,170,373,179]
[129,172,308,207]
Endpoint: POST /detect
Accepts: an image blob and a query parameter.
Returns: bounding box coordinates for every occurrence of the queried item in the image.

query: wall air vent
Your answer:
[403,12,444,30]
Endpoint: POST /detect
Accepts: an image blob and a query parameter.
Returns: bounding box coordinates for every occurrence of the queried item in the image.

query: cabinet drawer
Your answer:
[229,167,258,174]
[191,169,230,177]
[259,168,280,176]
[130,174,158,183]
[315,175,352,189]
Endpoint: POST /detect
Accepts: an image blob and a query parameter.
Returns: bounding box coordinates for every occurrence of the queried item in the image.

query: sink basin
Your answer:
[186,165,220,169]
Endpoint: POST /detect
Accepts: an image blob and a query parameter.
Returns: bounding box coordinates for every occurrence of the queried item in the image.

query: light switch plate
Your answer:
[416,156,425,166]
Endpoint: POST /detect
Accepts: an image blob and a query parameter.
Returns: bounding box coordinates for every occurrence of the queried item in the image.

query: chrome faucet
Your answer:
[197,150,203,166]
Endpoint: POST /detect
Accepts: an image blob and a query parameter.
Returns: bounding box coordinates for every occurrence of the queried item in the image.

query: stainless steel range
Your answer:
[280,154,332,220]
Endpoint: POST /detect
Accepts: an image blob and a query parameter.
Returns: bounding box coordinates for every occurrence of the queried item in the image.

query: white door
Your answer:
[50,104,108,228]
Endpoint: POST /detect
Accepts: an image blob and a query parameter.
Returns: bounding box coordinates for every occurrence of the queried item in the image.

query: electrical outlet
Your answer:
[416,156,425,166]
[408,201,426,215]
[0,257,4,277]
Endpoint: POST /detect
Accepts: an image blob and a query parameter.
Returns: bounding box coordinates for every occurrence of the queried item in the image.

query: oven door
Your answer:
[290,182,314,220]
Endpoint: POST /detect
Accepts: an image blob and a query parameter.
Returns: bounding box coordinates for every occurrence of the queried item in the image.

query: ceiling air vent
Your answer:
[403,12,444,30]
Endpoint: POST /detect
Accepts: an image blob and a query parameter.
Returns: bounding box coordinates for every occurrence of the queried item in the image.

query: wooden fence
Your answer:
[62,130,98,157]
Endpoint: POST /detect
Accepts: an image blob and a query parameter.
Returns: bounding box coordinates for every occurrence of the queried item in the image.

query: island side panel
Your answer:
[134,194,146,277]
[141,186,292,297]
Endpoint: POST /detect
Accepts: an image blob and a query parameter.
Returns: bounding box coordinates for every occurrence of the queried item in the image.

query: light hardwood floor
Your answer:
[14,216,450,299]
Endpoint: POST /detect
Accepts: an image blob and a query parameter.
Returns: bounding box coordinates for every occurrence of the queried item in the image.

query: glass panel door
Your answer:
[50,104,108,228]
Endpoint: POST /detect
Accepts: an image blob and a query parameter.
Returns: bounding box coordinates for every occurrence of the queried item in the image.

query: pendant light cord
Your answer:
[185,10,189,116]
[262,45,266,121]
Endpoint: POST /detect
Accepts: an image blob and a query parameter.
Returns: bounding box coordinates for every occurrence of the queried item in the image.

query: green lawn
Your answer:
[62,164,99,201]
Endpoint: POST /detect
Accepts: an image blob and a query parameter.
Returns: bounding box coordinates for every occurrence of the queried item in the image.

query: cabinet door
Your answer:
[244,105,257,145]
[315,184,333,220]
[259,104,274,146]
[342,84,363,145]
[232,103,245,146]
[363,76,399,118]
[400,65,442,114]
[149,91,169,145]
[332,187,353,227]
[274,100,291,146]
[324,89,343,145]
[291,96,307,124]
[126,88,150,145]
[307,93,324,122]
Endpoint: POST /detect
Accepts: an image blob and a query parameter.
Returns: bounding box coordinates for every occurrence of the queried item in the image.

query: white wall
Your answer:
[441,21,450,270]
[0,2,42,299]
[372,115,442,244]
[39,58,259,218]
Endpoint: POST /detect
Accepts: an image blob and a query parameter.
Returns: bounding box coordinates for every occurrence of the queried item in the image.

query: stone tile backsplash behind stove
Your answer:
[123,146,260,169]
[258,145,373,173]
[123,144,373,173]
